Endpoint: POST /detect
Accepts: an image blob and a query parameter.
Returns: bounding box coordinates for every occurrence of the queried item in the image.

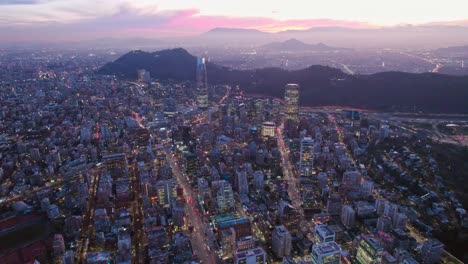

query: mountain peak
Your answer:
[260,39,348,52]
[283,38,304,44]
[205,28,266,34]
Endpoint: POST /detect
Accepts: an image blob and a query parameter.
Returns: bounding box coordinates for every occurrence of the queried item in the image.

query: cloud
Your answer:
[0,3,464,43]
[129,9,371,35]
[0,0,46,4]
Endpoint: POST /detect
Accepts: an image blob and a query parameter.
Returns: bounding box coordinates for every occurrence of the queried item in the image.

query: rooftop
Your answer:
[313,241,341,254]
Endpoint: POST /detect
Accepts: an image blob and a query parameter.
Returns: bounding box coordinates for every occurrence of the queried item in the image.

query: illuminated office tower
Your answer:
[220,228,236,261]
[261,121,276,138]
[355,236,383,264]
[212,180,235,213]
[196,57,209,109]
[155,178,178,208]
[299,137,314,177]
[284,84,300,122]
[311,241,341,264]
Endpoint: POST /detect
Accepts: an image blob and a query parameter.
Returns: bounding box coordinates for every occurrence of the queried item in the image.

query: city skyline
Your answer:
[0,1,468,263]
[1,0,468,42]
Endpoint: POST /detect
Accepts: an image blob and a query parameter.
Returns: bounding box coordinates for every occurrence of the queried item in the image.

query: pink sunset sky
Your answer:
[1,0,468,42]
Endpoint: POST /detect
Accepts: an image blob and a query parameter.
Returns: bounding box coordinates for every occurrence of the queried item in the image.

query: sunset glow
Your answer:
[1,0,467,42]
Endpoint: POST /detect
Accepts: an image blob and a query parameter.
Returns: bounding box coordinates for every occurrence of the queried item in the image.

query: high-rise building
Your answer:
[383,203,398,219]
[311,241,342,264]
[272,225,292,258]
[235,170,249,195]
[94,208,111,233]
[326,194,342,216]
[62,250,74,264]
[392,213,408,230]
[314,225,335,245]
[52,234,65,256]
[86,251,112,264]
[375,198,388,216]
[361,180,373,197]
[213,180,235,213]
[341,205,355,228]
[261,121,276,138]
[196,57,209,109]
[235,247,266,264]
[284,84,300,122]
[377,216,392,232]
[183,151,199,180]
[355,236,383,264]
[299,137,314,177]
[341,171,362,191]
[253,170,265,191]
[379,125,390,139]
[215,214,252,239]
[155,178,178,208]
[421,239,444,264]
[220,227,236,261]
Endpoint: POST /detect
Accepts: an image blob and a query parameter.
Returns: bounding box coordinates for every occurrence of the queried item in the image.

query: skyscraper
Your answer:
[212,180,235,213]
[235,169,249,195]
[355,236,383,264]
[261,121,276,138]
[314,224,336,245]
[421,239,444,264]
[284,84,300,122]
[272,225,292,258]
[311,241,342,264]
[299,137,314,177]
[341,205,356,228]
[196,57,209,109]
[155,178,178,208]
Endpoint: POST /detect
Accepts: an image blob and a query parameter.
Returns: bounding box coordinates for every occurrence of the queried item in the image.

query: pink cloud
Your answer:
[133,9,374,35]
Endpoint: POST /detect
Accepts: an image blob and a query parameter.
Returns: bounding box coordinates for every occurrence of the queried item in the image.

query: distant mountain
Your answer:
[260,38,350,52]
[435,45,468,54]
[98,48,468,113]
[204,28,269,35]
[188,25,468,49]
[187,27,273,46]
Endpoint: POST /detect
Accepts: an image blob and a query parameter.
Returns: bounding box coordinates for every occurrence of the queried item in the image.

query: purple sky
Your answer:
[1,0,468,42]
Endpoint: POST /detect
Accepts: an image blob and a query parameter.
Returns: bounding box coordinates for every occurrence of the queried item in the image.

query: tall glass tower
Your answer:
[299,137,314,177]
[196,57,209,109]
[284,83,300,122]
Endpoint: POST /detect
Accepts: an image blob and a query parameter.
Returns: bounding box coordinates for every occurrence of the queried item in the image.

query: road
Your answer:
[77,166,102,264]
[129,162,145,264]
[166,151,216,264]
[276,124,303,214]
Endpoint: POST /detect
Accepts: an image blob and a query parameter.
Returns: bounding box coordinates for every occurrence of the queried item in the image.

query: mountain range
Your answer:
[98,48,468,114]
[259,39,350,52]
[5,25,468,50]
[186,26,468,49]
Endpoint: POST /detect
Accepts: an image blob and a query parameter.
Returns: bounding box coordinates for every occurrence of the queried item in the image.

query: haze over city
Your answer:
[2,0,468,43]
[0,1,467,264]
